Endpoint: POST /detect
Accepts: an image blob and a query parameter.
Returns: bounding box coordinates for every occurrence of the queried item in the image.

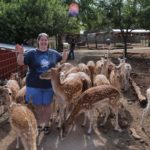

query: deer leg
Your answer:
[87,110,94,135]
[100,107,110,126]
[81,112,87,127]
[16,136,20,149]
[57,107,63,129]
[114,109,122,132]
[124,77,128,91]
[64,106,69,120]
[140,104,150,128]
[54,107,60,124]
[20,135,28,150]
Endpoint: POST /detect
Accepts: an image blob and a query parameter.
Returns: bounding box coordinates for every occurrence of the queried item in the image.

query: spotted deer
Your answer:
[40,67,91,128]
[0,86,38,150]
[109,66,122,92]
[6,78,20,100]
[118,58,132,91]
[87,60,96,86]
[95,60,104,75]
[77,63,91,76]
[62,85,123,136]
[80,74,111,134]
[93,74,110,87]
[16,86,26,104]
[82,75,125,134]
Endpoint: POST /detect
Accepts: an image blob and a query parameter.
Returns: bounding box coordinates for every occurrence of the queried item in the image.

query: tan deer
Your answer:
[40,67,90,128]
[87,60,96,86]
[6,78,20,100]
[78,63,91,76]
[80,74,111,134]
[93,74,110,87]
[62,85,123,136]
[16,86,26,104]
[0,86,38,150]
[118,58,132,91]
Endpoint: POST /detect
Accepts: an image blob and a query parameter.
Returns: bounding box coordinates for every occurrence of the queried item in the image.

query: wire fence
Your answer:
[0,48,27,81]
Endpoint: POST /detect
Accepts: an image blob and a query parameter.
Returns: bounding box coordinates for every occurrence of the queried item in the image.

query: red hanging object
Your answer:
[68,2,79,17]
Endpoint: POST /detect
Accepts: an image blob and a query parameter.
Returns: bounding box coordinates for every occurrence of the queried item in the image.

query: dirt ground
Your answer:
[0,47,150,150]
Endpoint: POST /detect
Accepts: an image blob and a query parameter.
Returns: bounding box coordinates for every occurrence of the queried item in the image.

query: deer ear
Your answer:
[6,88,12,96]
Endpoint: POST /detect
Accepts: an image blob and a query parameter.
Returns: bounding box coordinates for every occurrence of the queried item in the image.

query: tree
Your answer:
[0,0,53,43]
[97,0,142,58]
[73,0,104,49]
[139,0,150,29]
[0,0,80,46]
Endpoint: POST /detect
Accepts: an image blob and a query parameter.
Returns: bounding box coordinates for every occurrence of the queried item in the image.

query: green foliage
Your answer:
[0,0,80,43]
[76,0,104,33]
[139,0,150,29]
[96,0,143,57]
[1,0,150,45]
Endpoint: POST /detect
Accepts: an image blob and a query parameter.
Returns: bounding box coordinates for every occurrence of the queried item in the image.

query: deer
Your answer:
[77,63,91,76]
[5,78,20,101]
[81,74,125,134]
[62,85,123,136]
[95,60,104,75]
[109,66,122,92]
[93,74,110,87]
[9,72,22,88]
[39,67,91,128]
[118,58,132,91]
[87,60,96,86]
[140,87,150,129]
[16,86,26,104]
[0,86,38,150]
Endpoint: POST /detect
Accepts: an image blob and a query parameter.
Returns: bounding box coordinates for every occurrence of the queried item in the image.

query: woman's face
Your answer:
[38,35,49,51]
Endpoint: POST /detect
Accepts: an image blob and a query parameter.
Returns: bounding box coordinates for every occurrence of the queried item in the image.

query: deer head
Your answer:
[40,67,61,80]
[0,86,12,107]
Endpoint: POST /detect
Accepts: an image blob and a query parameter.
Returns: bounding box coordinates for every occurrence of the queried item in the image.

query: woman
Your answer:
[16,33,68,134]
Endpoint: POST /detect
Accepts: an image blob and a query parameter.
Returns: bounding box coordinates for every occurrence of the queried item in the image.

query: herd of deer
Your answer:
[0,57,149,150]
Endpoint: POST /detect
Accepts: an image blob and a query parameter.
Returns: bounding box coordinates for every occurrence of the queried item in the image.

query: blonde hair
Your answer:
[37,33,49,48]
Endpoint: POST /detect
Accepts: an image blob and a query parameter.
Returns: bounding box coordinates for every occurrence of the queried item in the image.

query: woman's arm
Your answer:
[15,44,24,66]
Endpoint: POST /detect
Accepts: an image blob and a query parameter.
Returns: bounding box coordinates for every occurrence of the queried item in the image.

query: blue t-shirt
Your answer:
[24,49,62,89]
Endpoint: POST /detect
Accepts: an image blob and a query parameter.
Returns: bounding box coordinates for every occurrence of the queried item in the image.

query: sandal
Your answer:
[43,126,50,135]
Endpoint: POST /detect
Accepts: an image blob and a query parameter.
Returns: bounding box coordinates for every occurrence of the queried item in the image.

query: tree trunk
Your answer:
[122,32,128,58]
[55,35,58,49]
[95,35,98,49]
[57,34,63,52]
[86,34,89,49]
[124,37,127,58]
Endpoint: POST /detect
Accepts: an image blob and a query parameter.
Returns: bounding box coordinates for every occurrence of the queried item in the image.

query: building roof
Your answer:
[112,29,150,34]
[0,43,34,52]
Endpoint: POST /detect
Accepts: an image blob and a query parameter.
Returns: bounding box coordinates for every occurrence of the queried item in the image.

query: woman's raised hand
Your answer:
[15,44,24,54]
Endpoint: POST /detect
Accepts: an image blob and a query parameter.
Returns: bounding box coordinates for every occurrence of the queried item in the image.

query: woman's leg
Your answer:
[31,104,50,126]
[34,105,44,126]
[42,104,51,126]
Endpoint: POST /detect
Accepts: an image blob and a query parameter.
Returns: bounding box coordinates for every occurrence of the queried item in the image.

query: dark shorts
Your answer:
[25,87,54,105]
